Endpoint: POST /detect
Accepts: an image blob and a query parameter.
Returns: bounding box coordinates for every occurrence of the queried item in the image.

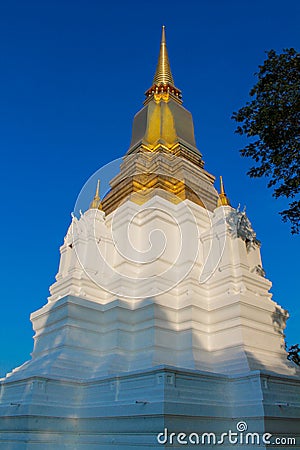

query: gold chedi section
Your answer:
[99,27,219,215]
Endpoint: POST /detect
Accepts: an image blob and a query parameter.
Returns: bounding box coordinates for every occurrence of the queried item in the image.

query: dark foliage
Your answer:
[232,49,300,233]
[287,344,300,366]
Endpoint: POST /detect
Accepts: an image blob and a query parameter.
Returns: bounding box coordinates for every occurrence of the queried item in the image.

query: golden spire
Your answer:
[217,176,231,207]
[89,179,102,210]
[153,26,174,86]
[145,26,182,102]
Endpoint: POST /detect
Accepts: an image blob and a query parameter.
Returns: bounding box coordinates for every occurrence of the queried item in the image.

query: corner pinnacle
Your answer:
[89,179,102,210]
[217,176,231,207]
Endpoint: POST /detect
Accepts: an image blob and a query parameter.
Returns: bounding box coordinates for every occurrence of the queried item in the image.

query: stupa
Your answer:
[0,27,299,449]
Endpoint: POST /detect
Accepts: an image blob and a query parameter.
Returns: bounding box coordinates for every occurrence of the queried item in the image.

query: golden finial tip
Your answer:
[96,179,100,197]
[161,26,166,43]
[220,175,225,195]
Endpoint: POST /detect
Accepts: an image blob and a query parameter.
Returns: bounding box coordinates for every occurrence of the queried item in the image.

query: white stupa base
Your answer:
[1,196,299,448]
[1,366,300,449]
[3,294,296,383]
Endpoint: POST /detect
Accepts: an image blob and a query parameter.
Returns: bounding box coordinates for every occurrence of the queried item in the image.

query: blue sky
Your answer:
[0,0,299,377]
